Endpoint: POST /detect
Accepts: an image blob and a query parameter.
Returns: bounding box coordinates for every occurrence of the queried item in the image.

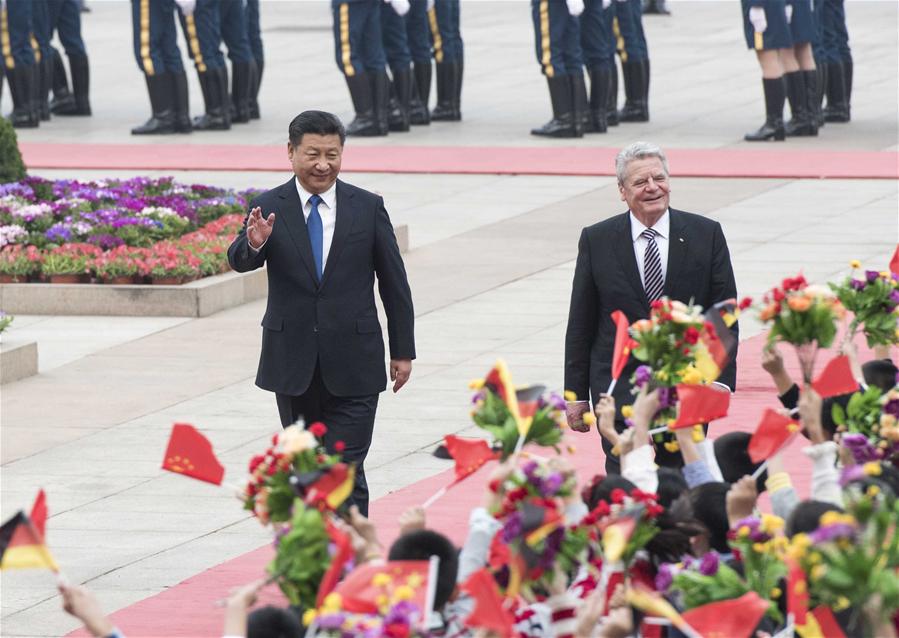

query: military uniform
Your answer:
[1,0,40,127]
[815,0,851,121]
[333,0,390,136]
[179,0,229,129]
[580,0,615,132]
[130,0,191,134]
[218,0,254,124]
[46,0,91,116]
[31,0,53,120]
[530,0,586,137]
[380,0,413,132]
[244,0,263,118]
[404,0,431,124]
[428,0,462,120]
[742,0,791,141]
[783,0,818,136]
[613,0,649,121]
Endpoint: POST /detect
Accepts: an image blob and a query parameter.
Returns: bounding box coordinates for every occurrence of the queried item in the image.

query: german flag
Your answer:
[695,299,738,383]
[521,500,563,547]
[0,511,58,571]
[305,463,355,511]
[483,360,545,438]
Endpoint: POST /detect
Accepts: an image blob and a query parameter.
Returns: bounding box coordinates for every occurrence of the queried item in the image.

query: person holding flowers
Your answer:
[564,141,738,473]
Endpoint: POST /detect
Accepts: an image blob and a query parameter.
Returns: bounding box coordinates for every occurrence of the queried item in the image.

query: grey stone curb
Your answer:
[0,339,38,384]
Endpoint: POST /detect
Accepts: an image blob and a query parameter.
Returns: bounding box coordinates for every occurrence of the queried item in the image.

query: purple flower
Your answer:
[889,290,899,306]
[882,398,899,419]
[655,563,675,591]
[850,278,866,291]
[810,523,857,544]
[87,234,124,250]
[542,472,564,495]
[634,365,652,388]
[546,392,567,411]
[501,511,522,543]
[471,390,486,404]
[698,552,719,576]
[45,224,72,243]
[866,270,880,283]
[658,386,678,409]
[523,460,539,479]
[841,433,881,464]
[316,612,348,629]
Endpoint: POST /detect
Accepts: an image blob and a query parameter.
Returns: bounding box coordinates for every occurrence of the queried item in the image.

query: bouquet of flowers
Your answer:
[833,385,899,466]
[758,274,844,381]
[830,261,899,347]
[584,487,663,568]
[791,479,899,634]
[269,500,332,609]
[469,361,566,459]
[722,514,789,622]
[656,552,751,611]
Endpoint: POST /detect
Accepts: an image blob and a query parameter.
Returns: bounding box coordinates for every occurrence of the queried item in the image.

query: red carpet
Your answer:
[21,143,898,179]
[68,332,822,637]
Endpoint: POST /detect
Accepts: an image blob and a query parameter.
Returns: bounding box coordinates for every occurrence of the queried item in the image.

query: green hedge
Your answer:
[0,117,26,183]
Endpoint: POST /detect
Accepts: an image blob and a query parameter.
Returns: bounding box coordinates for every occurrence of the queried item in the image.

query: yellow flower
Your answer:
[667,418,677,427]
[394,585,415,601]
[657,369,669,381]
[567,445,578,454]
[835,596,850,611]
[621,405,634,418]
[761,514,785,534]
[811,565,826,580]
[663,441,680,453]
[867,485,881,497]
[880,271,891,279]
[737,525,750,538]
[752,542,766,553]
[376,594,389,610]
[881,413,897,428]
[582,412,597,428]
[303,609,318,626]
[469,378,485,390]
[849,259,861,269]
[564,390,578,402]
[691,425,705,443]
[323,593,343,612]
[372,573,392,587]
[681,366,702,385]
[863,461,883,476]
[770,587,782,599]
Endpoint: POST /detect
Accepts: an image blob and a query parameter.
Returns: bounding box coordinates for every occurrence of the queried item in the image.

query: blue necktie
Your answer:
[307,194,323,281]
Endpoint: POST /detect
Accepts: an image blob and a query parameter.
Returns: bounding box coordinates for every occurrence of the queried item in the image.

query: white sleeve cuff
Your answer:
[622,445,658,493]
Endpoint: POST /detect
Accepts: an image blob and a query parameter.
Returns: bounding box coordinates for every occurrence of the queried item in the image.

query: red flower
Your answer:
[738,296,753,310]
[384,623,411,638]
[271,433,279,446]
[610,488,626,504]
[592,500,611,517]
[773,288,786,302]
[308,422,327,437]
[684,326,700,345]
[650,300,664,310]
[248,454,266,473]
[334,440,346,452]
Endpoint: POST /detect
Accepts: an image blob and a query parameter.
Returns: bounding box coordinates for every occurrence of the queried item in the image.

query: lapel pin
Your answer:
[679,237,684,243]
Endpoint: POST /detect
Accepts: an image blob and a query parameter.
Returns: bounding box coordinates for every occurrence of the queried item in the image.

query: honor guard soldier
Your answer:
[131,0,191,135]
[218,0,255,124]
[47,0,91,116]
[404,0,431,125]
[530,0,588,138]
[380,0,413,132]
[612,0,649,121]
[782,0,818,135]
[2,0,40,127]
[580,0,614,132]
[816,0,850,122]
[428,0,462,121]
[178,0,230,130]
[742,0,792,141]
[333,0,392,137]
[244,0,262,119]
[31,0,54,121]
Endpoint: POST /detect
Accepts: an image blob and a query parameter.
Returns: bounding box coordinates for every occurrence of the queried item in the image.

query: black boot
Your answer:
[607,63,619,125]
[171,69,192,133]
[388,67,412,132]
[843,59,852,120]
[619,59,648,122]
[38,54,52,120]
[192,67,230,130]
[371,69,391,135]
[815,64,827,128]
[8,65,40,128]
[230,61,252,123]
[823,62,849,122]
[744,77,786,141]
[453,55,463,120]
[132,72,176,134]
[62,54,92,115]
[572,71,593,133]
[588,65,610,133]
[784,70,815,136]
[531,74,581,138]
[28,63,42,124]
[344,72,380,136]
[248,59,261,119]
[49,47,76,114]
[431,61,461,121]
[409,60,431,125]
[803,69,821,133]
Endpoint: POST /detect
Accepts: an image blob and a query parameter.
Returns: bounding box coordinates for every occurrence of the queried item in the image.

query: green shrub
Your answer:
[0,118,27,184]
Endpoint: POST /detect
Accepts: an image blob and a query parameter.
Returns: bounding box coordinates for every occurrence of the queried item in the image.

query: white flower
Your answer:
[279,426,316,455]
[139,206,178,218]
[803,284,836,299]
[0,224,28,247]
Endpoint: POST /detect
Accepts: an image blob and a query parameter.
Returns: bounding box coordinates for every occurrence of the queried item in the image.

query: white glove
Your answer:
[175,0,196,16]
[567,0,584,16]
[427,0,435,10]
[785,4,793,22]
[749,7,767,32]
[602,0,612,8]
[390,0,411,16]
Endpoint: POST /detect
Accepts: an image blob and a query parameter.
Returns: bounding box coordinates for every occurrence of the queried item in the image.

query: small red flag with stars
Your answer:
[461,568,516,638]
[445,435,499,485]
[161,423,225,485]
[748,409,800,463]
[889,245,899,276]
[672,383,731,429]
[681,591,769,638]
[610,310,637,381]
[786,558,809,626]
[811,355,859,399]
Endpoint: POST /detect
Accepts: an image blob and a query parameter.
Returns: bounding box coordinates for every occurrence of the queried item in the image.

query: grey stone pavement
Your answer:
[1,2,897,636]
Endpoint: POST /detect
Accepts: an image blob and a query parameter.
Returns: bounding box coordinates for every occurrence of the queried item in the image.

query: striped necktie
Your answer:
[641,227,664,301]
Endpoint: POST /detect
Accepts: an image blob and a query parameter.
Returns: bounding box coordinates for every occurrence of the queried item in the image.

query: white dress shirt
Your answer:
[249,178,337,272]
[630,209,669,288]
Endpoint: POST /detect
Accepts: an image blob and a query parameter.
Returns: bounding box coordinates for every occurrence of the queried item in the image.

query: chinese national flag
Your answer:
[306,463,355,510]
[610,310,636,380]
[681,591,770,638]
[461,569,516,638]
[811,356,859,398]
[748,409,800,463]
[444,435,498,485]
[29,490,47,539]
[0,511,58,571]
[161,423,225,485]
[672,383,731,429]
[316,519,355,607]
[787,558,809,625]
[890,245,899,275]
[334,560,432,614]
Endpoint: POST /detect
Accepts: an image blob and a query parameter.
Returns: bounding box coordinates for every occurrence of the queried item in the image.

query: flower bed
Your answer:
[0,177,256,284]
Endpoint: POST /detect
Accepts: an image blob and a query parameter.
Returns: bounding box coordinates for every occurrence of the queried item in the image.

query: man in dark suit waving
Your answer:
[564,141,737,473]
[228,110,415,515]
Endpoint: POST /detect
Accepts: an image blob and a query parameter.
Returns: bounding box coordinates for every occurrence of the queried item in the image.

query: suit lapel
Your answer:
[664,209,688,299]
[613,212,650,313]
[276,178,318,283]
[319,179,356,289]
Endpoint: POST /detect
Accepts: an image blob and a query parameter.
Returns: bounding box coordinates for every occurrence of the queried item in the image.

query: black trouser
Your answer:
[276,364,379,517]
[601,419,707,474]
